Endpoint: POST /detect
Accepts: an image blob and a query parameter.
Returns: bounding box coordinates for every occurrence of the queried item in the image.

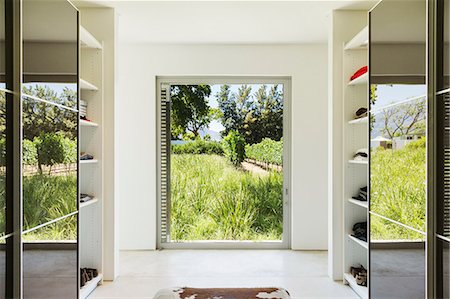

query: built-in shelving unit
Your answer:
[343,23,369,299]
[79,274,103,299]
[79,23,104,299]
[348,160,368,165]
[348,73,368,86]
[348,117,368,125]
[80,197,99,209]
[80,26,103,50]
[348,198,368,209]
[343,273,368,299]
[80,120,99,127]
[80,78,98,91]
[344,26,369,51]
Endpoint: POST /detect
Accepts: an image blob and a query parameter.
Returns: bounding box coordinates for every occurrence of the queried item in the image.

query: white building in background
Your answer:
[392,134,422,150]
[371,136,391,149]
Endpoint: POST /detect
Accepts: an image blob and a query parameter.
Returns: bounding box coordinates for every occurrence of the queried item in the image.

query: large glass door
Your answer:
[157,77,291,249]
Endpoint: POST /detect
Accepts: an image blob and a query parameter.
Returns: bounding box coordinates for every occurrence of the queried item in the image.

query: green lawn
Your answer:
[370,139,426,241]
[170,154,283,241]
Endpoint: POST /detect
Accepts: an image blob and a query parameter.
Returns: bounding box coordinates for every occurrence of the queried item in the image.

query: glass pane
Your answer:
[370,214,425,299]
[23,215,77,299]
[0,0,5,90]
[22,95,77,232]
[437,238,450,298]
[167,84,284,242]
[442,0,450,90]
[0,237,6,299]
[438,92,450,237]
[23,0,78,109]
[0,92,5,238]
[370,0,427,235]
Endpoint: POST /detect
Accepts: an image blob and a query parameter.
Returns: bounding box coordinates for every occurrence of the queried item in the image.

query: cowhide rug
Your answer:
[154,287,291,299]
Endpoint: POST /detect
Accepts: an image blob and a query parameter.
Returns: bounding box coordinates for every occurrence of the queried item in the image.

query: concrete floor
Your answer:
[90,250,359,299]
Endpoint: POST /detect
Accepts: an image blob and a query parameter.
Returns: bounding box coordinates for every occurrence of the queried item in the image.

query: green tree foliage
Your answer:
[170,85,212,138]
[35,133,76,174]
[23,139,38,166]
[245,138,283,165]
[21,85,78,140]
[222,130,246,166]
[216,84,283,144]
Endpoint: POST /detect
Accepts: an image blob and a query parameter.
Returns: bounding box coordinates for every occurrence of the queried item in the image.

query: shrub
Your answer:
[35,133,66,173]
[245,138,283,165]
[172,140,224,155]
[222,130,246,166]
[23,139,38,165]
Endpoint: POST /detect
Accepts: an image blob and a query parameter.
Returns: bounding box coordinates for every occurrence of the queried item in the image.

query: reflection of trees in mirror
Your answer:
[380,99,426,139]
[0,85,77,240]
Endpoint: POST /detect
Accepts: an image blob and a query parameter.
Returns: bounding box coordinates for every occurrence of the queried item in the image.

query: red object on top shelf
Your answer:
[350,66,368,81]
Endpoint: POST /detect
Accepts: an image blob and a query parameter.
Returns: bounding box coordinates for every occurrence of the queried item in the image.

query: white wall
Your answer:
[116,43,328,250]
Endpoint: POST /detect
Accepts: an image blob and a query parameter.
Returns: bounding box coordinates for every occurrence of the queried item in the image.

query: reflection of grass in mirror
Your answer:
[0,173,77,240]
[171,154,283,241]
[371,138,426,240]
[22,214,77,241]
[23,173,77,235]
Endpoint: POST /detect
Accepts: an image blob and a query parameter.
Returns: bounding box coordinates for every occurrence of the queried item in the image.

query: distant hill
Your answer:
[199,128,222,141]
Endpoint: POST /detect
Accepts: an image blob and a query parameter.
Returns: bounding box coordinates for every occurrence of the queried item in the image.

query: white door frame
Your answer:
[156,76,292,249]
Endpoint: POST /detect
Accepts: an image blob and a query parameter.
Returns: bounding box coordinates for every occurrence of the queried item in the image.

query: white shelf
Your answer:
[344,273,368,299]
[80,197,99,209]
[80,120,99,127]
[348,73,368,86]
[348,198,368,209]
[80,26,102,50]
[348,234,368,249]
[79,273,103,299]
[348,117,368,125]
[344,26,369,50]
[80,159,98,164]
[80,79,98,91]
[348,159,368,165]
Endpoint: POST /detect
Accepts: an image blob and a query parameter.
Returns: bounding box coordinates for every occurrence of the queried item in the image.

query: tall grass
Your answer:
[371,139,426,240]
[0,173,77,240]
[170,154,283,241]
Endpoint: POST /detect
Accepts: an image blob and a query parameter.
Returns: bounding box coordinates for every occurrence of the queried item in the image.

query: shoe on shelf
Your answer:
[356,271,367,286]
[80,152,94,160]
[352,186,368,201]
[80,193,93,203]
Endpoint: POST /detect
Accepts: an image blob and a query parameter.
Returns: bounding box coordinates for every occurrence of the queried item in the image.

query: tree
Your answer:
[216,84,284,144]
[381,99,426,139]
[170,85,212,138]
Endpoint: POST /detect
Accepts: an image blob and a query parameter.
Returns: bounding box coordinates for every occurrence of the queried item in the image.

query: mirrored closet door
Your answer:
[0,0,80,297]
[369,0,427,298]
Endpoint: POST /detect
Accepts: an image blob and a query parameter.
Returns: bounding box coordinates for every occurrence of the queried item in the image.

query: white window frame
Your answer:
[156,76,292,249]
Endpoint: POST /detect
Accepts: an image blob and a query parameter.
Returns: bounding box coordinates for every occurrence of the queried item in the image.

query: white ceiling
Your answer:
[76,0,378,44]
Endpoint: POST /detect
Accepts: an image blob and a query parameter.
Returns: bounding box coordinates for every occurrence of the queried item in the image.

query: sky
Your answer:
[372,84,426,112]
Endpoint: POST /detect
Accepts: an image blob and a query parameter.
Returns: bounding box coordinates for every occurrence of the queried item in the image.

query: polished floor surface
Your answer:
[90,250,359,299]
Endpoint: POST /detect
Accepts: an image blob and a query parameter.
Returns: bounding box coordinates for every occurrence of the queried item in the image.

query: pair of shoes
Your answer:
[353,148,368,161]
[350,265,367,286]
[80,268,98,287]
[352,186,367,202]
[352,222,367,242]
[353,107,368,119]
[80,193,93,203]
[80,152,94,160]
